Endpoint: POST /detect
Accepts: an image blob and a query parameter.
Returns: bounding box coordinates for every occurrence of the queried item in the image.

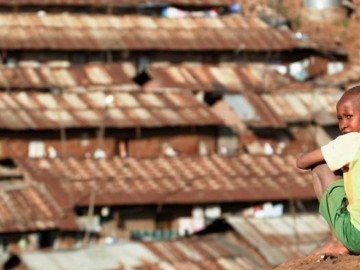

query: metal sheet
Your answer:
[0,14,296,51]
[224,94,258,122]
[0,92,221,129]
[16,153,315,207]
[0,179,77,232]
[315,65,360,87]
[145,63,292,93]
[20,233,267,270]
[0,62,139,91]
[261,89,341,125]
[0,0,239,5]
[243,93,285,128]
[227,213,331,266]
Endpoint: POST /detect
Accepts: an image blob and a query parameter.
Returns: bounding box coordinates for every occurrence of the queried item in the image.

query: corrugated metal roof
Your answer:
[0,0,238,6]
[0,62,139,91]
[144,63,293,93]
[225,94,258,121]
[0,92,221,129]
[222,93,286,128]
[20,233,269,270]
[295,33,345,54]
[0,179,77,233]
[0,13,296,51]
[16,154,315,207]
[226,213,331,267]
[0,62,342,128]
[211,99,247,132]
[0,62,294,93]
[261,89,342,125]
[315,64,360,87]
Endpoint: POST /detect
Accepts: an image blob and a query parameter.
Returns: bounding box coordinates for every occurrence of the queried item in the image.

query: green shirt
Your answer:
[321,132,360,231]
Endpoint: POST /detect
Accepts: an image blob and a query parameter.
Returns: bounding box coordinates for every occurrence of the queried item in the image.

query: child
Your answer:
[297,85,360,254]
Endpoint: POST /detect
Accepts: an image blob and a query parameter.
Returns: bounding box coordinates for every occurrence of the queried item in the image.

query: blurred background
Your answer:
[0,0,358,269]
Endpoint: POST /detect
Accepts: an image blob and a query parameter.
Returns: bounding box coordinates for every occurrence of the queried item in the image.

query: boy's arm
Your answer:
[296,148,324,170]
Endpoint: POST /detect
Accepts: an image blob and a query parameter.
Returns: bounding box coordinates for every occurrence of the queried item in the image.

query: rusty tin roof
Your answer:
[0,91,222,129]
[144,63,293,93]
[0,61,343,129]
[261,88,342,125]
[0,62,139,91]
[0,62,293,93]
[0,13,296,51]
[0,179,77,233]
[221,93,286,128]
[227,213,331,266]
[16,154,315,207]
[20,232,269,270]
[314,64,360,88]
[0,0,238,6]
[215,86,343,129]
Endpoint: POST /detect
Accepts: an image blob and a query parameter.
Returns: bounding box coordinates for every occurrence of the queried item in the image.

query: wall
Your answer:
[128,134,216,158]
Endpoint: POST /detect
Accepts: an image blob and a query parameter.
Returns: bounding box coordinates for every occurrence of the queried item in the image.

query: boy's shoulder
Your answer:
[336,132,360,140]
[326,132,360,149]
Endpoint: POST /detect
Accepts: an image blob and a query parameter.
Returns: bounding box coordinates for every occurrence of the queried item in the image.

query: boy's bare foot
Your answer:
[310,239,350,256]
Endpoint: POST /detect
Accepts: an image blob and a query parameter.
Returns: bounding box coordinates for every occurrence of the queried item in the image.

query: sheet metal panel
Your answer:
[16,154,315,207]
[0,179,77,232]
[0,61,297,95]
[224,94,258,121]
[225,94,285,128]
[227,214,331,267]
[21,233,267,270]
[308,91,341,125]
[0,14,296,51]
[261,89,341,125]
[0,0,238,5]
[0,62,139,91]
[262,94,309,122]
[216,119,245,153]
[242,93,285,128]
[145,63,292,93]
[315,65,360,87]
[0,92,220,129]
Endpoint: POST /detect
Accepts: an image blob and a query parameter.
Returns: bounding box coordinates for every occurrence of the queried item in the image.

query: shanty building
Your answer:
[0,1,355,268]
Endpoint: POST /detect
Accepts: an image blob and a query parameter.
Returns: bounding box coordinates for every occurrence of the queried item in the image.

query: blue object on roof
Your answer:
[224,94,258,121]
[229,3,241,13]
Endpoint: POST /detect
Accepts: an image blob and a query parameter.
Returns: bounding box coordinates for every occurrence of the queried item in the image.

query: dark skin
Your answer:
[297,91,360,199]
[297,90,360,173]
[296,86,360,255]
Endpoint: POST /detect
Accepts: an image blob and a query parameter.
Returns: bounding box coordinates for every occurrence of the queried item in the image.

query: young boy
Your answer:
[297,85,360,254]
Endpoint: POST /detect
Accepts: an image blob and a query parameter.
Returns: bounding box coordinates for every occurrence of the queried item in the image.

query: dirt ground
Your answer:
[275,253,360,270]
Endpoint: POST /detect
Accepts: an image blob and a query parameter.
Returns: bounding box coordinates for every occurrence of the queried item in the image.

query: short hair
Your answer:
[338,85,360,107]
[343,85,360,98]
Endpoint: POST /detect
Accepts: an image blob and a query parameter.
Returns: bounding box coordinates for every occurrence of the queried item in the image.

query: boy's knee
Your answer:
[312,163,331,174]
[312,163,337,179]
[312,163,341,193]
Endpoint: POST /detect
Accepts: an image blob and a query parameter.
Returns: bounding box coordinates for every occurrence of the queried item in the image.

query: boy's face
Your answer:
[336,96,360,134]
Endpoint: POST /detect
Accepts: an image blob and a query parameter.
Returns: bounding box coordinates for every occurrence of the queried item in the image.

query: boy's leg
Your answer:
[311,163,350,255]
[312,163,340,201]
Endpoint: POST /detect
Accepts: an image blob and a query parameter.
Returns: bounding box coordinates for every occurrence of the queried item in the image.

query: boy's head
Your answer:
[336,85,360,134]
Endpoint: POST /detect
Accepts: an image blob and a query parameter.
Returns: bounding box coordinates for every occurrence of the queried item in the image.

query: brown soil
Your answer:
[275,253,360,270]
[274,238,360,270]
